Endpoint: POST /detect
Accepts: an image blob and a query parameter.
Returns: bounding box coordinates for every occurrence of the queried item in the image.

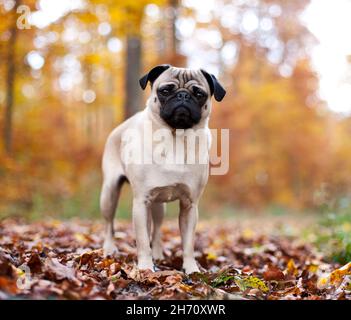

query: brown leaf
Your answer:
[164,274,183,286]
[27,252,43,274]
[112,278,131,289]
[0,276,19,295]
[263,265,285,281]
[0,219,346,300]
[44,257,80,285]
[0,251,14,277]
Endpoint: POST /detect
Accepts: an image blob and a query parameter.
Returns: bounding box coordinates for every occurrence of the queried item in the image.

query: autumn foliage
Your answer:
[1,0,351,302]
[0,0,351,214]
[1,218,350,300]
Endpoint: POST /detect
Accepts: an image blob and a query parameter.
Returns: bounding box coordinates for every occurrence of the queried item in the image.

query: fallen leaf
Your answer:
[263,265,285,281]
[286,259,298,277]
[44,257,80,285]
[27,252,43,273]
[235,276,269,293]
[317,262,351,289]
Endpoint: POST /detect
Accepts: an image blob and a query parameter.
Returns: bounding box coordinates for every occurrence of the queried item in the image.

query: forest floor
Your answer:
[0,216,350,300]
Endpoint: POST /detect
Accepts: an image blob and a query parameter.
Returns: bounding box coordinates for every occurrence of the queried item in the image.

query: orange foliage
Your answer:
[1,0,351,214]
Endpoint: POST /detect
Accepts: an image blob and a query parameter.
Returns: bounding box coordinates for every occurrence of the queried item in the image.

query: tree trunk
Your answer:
[124,35,142,119]
[3,1,19,154]
[164,0,186,66]
[168,0,178,55]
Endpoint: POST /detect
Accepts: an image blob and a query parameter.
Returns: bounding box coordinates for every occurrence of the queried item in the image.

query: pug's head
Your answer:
[140,65,226,129]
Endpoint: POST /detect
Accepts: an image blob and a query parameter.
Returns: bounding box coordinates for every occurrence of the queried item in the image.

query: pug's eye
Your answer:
[159,85,174,96]
[193,88,205,99]
[195,91,204,98]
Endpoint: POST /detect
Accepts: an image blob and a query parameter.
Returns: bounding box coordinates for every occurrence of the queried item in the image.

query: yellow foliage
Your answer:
[235,276,269,293]
[317,262,351,289]
[206,252,218,261]
[286,259,298,276]
[242,228,254,240]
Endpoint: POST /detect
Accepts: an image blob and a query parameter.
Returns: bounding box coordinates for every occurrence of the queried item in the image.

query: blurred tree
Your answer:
[125,35,142,119]
[1,0,36,155]
[123,4,143,119]
[2,0,21,154]
[91,0,166,119]
[167,0,178,55]
[196,0,334,208]
[0,0,351,215]
[162,0,187,66]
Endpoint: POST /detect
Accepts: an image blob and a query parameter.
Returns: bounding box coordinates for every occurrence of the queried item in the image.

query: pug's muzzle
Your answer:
[159,90,202,129]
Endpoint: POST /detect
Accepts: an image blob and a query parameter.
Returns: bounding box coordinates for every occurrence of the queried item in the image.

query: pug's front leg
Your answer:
[133,198,155,271]
[179,201,200,274]
[151,202,165,261]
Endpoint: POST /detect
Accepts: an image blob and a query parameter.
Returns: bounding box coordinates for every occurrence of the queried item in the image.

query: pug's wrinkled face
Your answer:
[140,65,226,130]
[155,69,210,129]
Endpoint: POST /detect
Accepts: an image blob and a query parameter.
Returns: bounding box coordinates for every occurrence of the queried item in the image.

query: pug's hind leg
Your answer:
[151,202,165,261]
[101,175,124,257]
[133,198,155,271]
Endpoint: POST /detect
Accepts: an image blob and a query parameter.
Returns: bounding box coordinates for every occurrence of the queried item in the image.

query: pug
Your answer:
[100,65,226,274]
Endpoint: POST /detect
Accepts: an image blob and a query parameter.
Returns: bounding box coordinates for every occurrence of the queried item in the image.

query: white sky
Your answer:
[302,0,351,114]
[29,0,83,28]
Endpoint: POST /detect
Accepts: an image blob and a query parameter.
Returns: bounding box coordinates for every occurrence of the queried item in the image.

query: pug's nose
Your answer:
[176,91,190,101]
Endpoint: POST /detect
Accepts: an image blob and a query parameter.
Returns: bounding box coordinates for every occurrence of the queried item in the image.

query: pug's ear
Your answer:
[139,64,171,90]
[200,69,226,102]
